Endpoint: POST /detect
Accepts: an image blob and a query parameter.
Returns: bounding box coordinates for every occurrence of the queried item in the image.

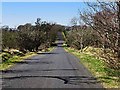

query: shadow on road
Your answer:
[37,52,59,54]
[2,75,100,85]
[5,61,53,65]
[2,69,79,73]
[24,59,40,60]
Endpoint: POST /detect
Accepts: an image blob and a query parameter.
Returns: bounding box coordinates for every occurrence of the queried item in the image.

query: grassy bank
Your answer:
[0,47,55,71]
[64,47,119,88]
[0,52,36,70]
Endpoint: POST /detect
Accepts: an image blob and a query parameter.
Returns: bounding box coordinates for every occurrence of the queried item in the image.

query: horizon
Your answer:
[2,2,88,28]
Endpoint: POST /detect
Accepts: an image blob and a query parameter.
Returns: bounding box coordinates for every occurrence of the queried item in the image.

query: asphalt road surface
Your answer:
[2,33,103,88]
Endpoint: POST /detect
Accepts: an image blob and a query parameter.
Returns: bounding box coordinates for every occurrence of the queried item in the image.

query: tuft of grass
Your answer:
[64,47,120,88]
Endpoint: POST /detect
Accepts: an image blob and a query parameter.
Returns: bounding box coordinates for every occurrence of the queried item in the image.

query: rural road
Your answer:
[2,33,103,89]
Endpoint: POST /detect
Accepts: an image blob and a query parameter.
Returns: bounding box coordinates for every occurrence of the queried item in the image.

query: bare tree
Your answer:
[79,1,119,69]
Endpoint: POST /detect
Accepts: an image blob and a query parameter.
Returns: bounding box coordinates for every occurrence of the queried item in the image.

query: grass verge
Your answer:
[0,47,55,71]
[64,47,119,88]
[0,52,36,70]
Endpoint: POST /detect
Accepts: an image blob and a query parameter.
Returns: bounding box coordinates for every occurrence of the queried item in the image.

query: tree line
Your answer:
[65,1,120,69]
[2,18,64,52]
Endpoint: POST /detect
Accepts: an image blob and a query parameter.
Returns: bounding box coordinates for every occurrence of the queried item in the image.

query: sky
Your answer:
[2,2,88,28]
